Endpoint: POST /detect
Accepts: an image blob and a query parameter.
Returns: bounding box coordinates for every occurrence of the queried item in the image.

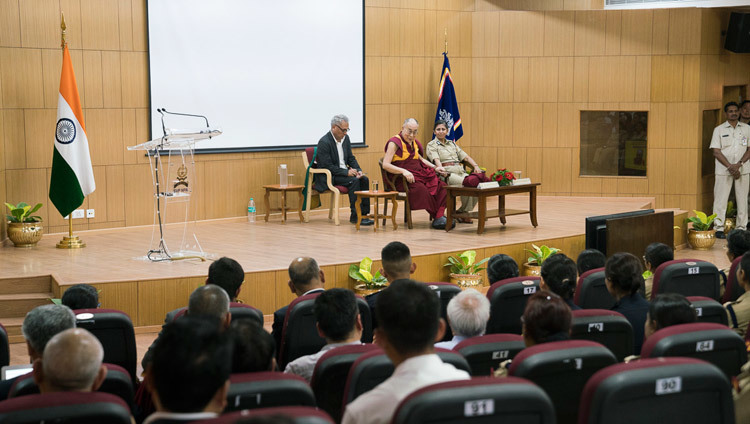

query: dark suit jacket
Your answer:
[313,132,361,192]
[271,288,325,354]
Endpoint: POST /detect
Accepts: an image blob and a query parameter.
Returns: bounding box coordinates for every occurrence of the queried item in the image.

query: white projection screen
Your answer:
[147,1,364,152]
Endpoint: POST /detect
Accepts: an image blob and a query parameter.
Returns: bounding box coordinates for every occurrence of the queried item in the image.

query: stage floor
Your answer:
[0,196,660,285]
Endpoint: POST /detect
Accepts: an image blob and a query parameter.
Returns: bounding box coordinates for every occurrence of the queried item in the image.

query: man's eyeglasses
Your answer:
[335,125,350,133]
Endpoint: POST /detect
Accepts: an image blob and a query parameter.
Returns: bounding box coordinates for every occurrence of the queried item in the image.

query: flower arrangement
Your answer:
[349,257,388,290]
[490,168,515,186]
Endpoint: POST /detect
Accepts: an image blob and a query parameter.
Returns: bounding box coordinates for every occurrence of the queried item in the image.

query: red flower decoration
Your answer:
[504,172,515,180]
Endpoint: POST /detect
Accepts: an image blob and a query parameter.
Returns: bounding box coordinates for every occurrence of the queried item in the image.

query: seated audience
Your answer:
[144,316,232,424]
[722,229,750,294]
[486,254,520,284]
[435,288,490,349]
[605,252,650,354]
[382,118,450,229]
[61,284,99,310]
[230,320,277,373]
[576,249,606,275]
[284,288,363,382]
[642,242,674,299]
[540,254,580,310]
[725,251,750,337]
[33,328,107,393]
[272,257,326,351]
[644,293,697,341]
[342,280,470,424]
[0,305,76,399]
[366,241,416,328]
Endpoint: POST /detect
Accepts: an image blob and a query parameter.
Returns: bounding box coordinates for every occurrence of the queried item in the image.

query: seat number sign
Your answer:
[523,286,537,295]
[655,377,682,395]
[695,340,714,352]
[688,267,700,275]
[464,399,495,417]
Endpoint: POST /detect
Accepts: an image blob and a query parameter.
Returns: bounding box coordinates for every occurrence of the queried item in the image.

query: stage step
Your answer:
[0,318,25,344]
[0,275,52,295]
[0,293,55,319]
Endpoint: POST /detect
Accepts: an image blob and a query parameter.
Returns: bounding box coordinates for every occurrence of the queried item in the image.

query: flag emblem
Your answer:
[434,52,463,141]
[56,118,76,144]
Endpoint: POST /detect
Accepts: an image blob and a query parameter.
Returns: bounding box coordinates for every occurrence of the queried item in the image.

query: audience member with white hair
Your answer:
[435,288,490,349]
[32,328,107,393]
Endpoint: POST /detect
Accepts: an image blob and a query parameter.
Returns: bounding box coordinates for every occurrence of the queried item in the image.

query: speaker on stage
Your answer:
[725,12,750,53]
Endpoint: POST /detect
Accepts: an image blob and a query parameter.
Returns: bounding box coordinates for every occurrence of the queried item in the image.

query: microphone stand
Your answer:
[147,108,170,262]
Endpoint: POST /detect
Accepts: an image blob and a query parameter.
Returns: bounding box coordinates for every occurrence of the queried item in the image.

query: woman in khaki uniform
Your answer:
[425,120,486,223]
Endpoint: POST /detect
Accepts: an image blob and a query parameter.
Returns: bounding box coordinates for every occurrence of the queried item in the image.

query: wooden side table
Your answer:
[354,191,399,232]
[263,184,304,223]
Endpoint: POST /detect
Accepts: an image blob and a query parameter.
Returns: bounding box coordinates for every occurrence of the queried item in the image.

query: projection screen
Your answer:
[147,0,364,152]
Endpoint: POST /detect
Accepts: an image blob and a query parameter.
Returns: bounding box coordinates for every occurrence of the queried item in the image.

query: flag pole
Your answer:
[56,12,85,249]
[444,28,448,54]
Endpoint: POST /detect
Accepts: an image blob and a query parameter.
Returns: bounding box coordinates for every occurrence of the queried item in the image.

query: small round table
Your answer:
[354,191,399,232]
[263,184,304,223]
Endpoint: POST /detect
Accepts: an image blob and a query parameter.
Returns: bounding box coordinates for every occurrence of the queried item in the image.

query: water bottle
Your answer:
[247,198,256,223]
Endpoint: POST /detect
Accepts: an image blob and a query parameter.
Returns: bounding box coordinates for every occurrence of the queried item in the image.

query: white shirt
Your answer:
[434,335,466,350]
[710,121,750,175]
[143,411,218,423]
[341,353,470,424]
[331,131,347,170]
[284,341,364,382]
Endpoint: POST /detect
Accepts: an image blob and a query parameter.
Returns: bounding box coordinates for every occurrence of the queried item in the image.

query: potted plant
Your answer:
[349,257,388,296]
[686,210,717,250]
[444,250,489,288]
[725,200,737,234]
[523,244,561,276]
[490,168,516,187]
[5,202,43,248]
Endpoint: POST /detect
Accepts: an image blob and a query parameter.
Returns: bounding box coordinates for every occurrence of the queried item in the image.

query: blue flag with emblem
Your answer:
[434,52,463,141]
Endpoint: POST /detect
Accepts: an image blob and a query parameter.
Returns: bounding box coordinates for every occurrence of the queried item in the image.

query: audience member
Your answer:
[230,320,276,373]
[723,229,750,294]
[144,317,232,424]
[272,257,326,351]
[284,288,363,382]
[576,249,606,275]
[644,293,697,341]
[435,288,490,349]
[540,254,580,310]
[486,254,520,284]
[0,305,76,399]
[605,253,650,354]
[642,242,673,299]
[725,251,750,337]
[33,328,106,393]
[342,280,470,424]
[61,284,99,310]
[366,241,416,328]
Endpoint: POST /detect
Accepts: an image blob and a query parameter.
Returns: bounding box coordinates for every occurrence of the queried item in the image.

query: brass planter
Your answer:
[725,217,736,234]
[687,229,716,251]
[7,222,43,248]
[449,273,483,288]
[354,283,385,297]
[523,262,541,277]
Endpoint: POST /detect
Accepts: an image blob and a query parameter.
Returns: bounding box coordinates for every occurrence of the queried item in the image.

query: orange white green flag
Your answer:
[49,45,95,217]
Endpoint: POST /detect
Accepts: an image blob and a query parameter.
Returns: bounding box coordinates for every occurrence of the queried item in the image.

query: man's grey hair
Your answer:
[42,328,103,391]
[403,118,418,126]
[446,289,490,338]
[21,304,76,354]
[188,285,230,318]
[331,114,349,127]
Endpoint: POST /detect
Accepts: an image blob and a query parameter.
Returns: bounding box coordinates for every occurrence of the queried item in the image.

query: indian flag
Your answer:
[49,45,95,217]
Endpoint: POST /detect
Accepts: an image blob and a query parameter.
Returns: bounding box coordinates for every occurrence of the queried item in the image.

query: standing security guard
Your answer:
[711,102,750,239]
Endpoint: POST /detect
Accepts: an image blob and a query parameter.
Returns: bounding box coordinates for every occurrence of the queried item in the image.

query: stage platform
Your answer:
[0,195,684,338]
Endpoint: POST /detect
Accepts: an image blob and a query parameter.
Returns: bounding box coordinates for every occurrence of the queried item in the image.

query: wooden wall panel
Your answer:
[574,11,606,56]
[604,11,621,56]
[120,52,148,108]
[82,50,103,108]
[0,48,44,108]
[80,0,119,50]
[19,0,60,49]
[105,165,125,222]
[621,10,652,55]
[588,56,635,103]
[101,51,122,108]
[60,0,83,49]
[5,169,49,222]
[542,148,572,192]
[528,57,559,103]
[0,0,21,47]
[668,8,701,55]
[544,11,575,57]
[117,0,133,51]
[3,109,25,169]
[23,108,55,169]
[498,12,544,57]
[573,57,589,102]
[651,55,684,102]
[512,103,542,148]
[651,9,670,55]
[130,0,147,51]
[86,108,124,166]
[512,58,529,102]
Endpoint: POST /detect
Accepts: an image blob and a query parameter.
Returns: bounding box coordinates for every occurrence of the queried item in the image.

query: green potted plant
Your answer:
[5,202,44,248]
[349,257,388,295]
[444,250,489,288]
[686,210,717,250]
[523,244,561,276]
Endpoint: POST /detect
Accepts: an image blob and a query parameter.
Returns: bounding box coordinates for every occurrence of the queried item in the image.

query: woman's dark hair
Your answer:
[605,252,644,295]
[739,251,750,285]
[727,229,750,260]
[643,242,673,270]
[541,254,578,300]
[487,254,519,283]
[61,284,99,310]
[576,249,606,275]
[522,290,571,344]
[433,120,448,131]
[648,293,696,330]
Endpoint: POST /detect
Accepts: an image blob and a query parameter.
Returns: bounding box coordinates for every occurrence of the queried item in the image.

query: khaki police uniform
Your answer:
[725,289,750,338]
[426,138,477,213]
[710,121,750,232]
